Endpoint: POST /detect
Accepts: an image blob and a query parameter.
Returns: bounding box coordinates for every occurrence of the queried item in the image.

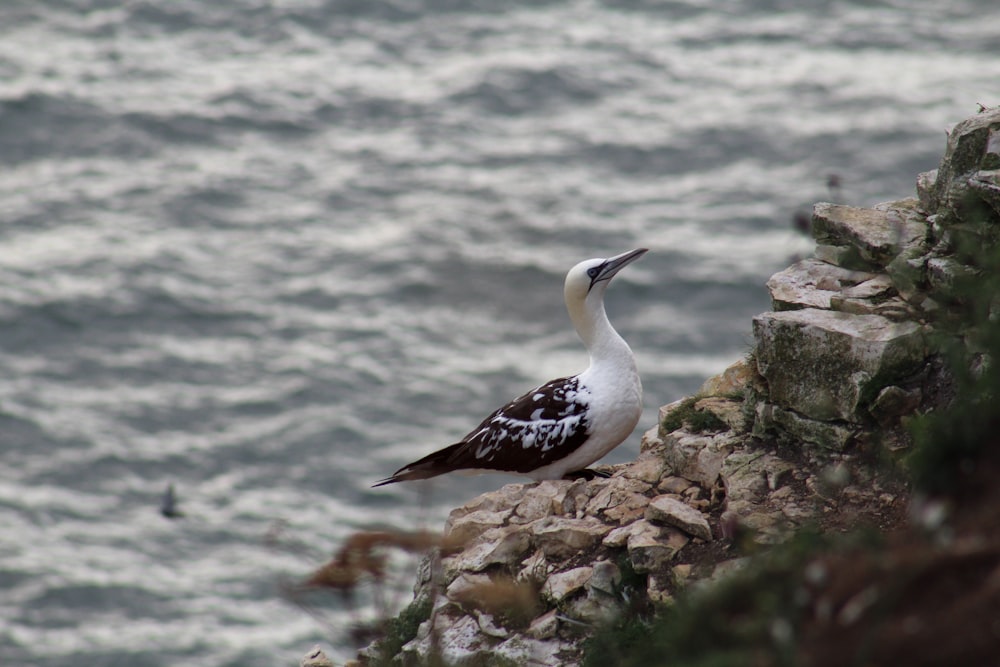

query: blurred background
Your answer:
[1,0,998,664]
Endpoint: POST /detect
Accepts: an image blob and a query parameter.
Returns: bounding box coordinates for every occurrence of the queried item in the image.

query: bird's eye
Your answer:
[587,267,600,278]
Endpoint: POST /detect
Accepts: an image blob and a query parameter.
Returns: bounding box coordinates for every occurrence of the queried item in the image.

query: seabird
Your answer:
[374,248,647,487]
[160,483,184,519]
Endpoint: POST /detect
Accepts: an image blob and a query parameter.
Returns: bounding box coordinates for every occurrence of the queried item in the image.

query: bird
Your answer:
[374,248,647,487]
[160,483,184,519]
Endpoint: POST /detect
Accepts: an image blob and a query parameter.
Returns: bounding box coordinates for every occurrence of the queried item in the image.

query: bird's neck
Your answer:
[569,293,636,371]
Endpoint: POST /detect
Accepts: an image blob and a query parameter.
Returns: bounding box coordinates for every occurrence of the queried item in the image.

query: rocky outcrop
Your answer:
[360,107,1000,666]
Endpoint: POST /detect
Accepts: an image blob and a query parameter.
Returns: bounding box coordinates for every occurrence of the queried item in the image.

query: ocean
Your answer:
[1,0,998,664]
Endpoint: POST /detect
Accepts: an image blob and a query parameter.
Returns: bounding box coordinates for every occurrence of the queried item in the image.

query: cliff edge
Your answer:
[354,106,1000,667]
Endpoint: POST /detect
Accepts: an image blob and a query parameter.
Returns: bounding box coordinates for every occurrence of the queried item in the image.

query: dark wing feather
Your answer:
[373,376,592,486]
[443,376,591,473]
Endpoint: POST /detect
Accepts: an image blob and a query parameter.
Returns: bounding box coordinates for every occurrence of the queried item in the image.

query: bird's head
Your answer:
[564,248,648,305]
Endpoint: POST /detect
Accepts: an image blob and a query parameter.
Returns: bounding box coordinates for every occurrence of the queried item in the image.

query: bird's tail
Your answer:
[372,442,466,487]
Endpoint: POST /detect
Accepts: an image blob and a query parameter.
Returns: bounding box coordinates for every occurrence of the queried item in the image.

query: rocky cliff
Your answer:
[356,106,1000,667]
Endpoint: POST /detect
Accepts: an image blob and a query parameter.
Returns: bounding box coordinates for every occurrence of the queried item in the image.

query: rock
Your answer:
[645,495,712,541]
[698,357,754,397]
[450,483,526,518]
[445,509,511,546]
[766,258,876,310]
[446,572,493,604]
[931,107,1000,220]
[647,573,673,604]
[811,202,928,268]
[624,520,690,573]
[815,243,867,269]
[753,308,926,422]
[514,481,571,523]
[444,525,533,575]
[753,402,857,451]
[475,611,509,639]
[871,385,922,425]
[968,169,1000,217]
[662,431,738,487]
[401,613,495,665]
[694,397,746,432]
[587,560,622,597]
[532,516,611,559]
[658,475,693,495]
[584,476,652,520]
[916,169,938,211]
[526,609,559,640]
[517,549,549,584]
[829,294,916,322]
[621,452,669,484]
[720,450,768,506]
[926,256,978,301]
[639,423,665,452]
[300,645,335,667]
[542,566,594,603]
[493,636,573,665]
[839,273,895,300]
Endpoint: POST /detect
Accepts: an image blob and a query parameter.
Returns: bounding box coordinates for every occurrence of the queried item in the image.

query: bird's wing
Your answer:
[372,376,593,486]
[443,375,593,473]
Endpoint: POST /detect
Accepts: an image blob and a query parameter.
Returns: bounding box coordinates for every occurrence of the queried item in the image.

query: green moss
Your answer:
[370,596,433,666]
[661,397,728,434]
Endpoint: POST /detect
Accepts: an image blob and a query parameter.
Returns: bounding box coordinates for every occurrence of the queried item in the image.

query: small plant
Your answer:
[371,596,434,666]
[661,396,728,434]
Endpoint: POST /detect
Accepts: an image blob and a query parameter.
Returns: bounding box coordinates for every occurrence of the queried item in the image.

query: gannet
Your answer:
[374,248,647,486]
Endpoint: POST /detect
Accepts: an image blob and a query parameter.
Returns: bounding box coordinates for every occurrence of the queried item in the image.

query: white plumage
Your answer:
[374,248,646,487]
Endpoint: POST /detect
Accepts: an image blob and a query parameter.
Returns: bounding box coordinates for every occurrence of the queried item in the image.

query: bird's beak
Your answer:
[593,248,648,285]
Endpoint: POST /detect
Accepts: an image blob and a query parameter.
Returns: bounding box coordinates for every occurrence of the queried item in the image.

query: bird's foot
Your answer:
[562,468,611,481]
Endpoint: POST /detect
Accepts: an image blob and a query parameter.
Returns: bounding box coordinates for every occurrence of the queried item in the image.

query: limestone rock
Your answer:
[694,397,746,432]
[401,613,494,665]
[766,258,876,310]
[645,495,712,541]
[526,609,559,640]
[662,430,738,488]
[493,636,574,666]
[932,107,1000,221]
[753,402,857,451]
[969,169,1000,217]
[532,515,610,559]
[621,452,669,484]
[658,475,693,495]
[300,645,335,667]
[444,525,533,575]
[475,611,509,639]
[916,169,938,211]
[926,256,978,300]
[753,308,926,422]
[647,573,673,604]
[513,480,571,523]
[639,423,665,453]
[698,357,754,397]
[587,560,622,597]
[517,549,549,584]
[542,565,594,603]
[449,483,526,518]
[584,476,652,523]
[811,202,927,268]
[445,509,511,546]
[446,572,493,604]
[623,519,690,573]
[815,243,866,269]
[871,385,922,425]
